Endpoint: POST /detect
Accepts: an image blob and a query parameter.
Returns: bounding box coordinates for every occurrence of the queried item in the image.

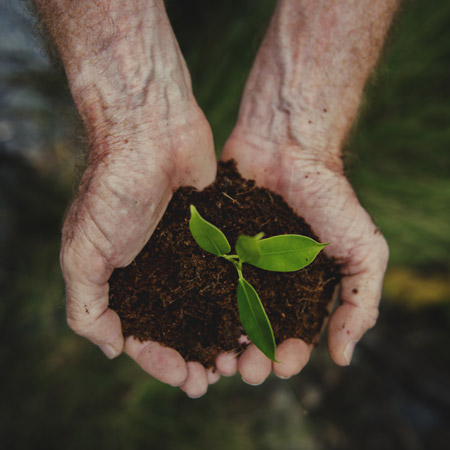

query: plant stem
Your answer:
[222,254,239,261]
[221,255,243,278]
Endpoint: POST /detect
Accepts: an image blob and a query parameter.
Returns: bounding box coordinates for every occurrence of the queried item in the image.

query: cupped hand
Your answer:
[220,132,389,384]
[61,102,218,397]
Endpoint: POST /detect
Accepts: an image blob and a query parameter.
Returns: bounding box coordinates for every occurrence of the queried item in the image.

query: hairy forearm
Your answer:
[235,0,400,158]
[35,0,193,145]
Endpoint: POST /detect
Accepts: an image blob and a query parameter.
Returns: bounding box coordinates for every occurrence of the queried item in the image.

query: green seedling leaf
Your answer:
[244,234,327,272]
[237,277,277,362]
[189,205,231,256]
[188,205,330,365]
[235,233,264,263]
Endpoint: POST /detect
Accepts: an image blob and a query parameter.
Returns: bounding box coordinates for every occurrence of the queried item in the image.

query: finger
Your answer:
[124,338,188,387]
[215,351,239,377]
[206,367,221,385]
[68,306,124,359]
[180,362,209,398]
[61,242,125,358]
[238,344,272,386]
[272,338,312,379]
[328,235,389,366]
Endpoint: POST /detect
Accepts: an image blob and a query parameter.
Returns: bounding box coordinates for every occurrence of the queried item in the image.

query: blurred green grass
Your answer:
[1,0,450,449]
[168,0,275,149]
[348,0,450,273]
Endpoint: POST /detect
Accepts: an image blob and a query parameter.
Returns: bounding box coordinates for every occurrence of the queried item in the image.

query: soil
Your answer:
[109,160,340,368]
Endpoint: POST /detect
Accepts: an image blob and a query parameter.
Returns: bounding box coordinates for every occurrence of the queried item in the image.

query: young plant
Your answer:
[189,205,327,362]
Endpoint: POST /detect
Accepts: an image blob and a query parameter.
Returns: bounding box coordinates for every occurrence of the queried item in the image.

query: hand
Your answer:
[220,130,389,384]
[213,0,396,384]
[60,100,219,396]
[39,0,396,396]
[36,0,223,397]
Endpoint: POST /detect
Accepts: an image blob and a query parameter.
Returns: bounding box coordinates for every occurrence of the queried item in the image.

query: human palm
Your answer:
[221,136,389,382]
[61,107,218,393]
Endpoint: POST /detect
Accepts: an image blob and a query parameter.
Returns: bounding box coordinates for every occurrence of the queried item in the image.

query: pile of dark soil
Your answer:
[109,161,340,368]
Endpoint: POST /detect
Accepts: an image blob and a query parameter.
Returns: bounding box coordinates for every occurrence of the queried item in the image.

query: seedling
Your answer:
[189,205,328,362]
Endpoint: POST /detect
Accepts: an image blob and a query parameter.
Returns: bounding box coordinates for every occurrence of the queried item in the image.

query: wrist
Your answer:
[226,85,345,178]
[227,0,399,171]
[73,79,198,152]
[224,125,344,194]
[229,91,344,166]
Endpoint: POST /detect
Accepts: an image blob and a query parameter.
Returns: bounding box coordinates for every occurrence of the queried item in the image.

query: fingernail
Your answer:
[275,374,291,380]
[187,392,207,399]
[100,344,118,359]
[344,341,357,365]
[242,378,264,386]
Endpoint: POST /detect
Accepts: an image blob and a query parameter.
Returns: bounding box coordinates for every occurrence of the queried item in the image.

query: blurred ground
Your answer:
[1,0,449,449]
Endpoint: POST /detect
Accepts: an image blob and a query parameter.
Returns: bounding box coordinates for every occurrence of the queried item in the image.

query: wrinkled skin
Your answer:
[220,129,389,384]
[60,102,219,394]
[212,0,394,388]
[61,110,388,396]
[40,0,397,397]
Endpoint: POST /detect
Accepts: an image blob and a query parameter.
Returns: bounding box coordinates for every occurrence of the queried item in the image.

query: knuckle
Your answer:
[59,244,82,275]
[66,315,83,335]
[59,245,72,272]
[66,313,92,337]
[365,306,379,330]
[377,235,390,264]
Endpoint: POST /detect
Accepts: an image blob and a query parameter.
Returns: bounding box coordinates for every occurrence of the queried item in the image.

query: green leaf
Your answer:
[235,233,264,263]
[189,205,231,256]
[243,234,327,272]
[237,277,277,362]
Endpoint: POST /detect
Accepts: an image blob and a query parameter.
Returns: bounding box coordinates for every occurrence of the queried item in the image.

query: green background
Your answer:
[1,0,449,448]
